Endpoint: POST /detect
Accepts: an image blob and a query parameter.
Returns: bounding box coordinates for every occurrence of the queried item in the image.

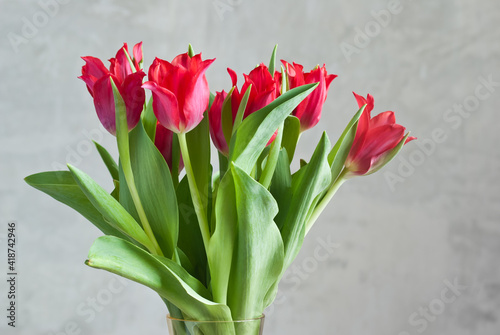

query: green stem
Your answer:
[218,151,228,179]
[117,131,163,256]
[111,79,163,256]
[305,169,348,235]
[177,132,211,250]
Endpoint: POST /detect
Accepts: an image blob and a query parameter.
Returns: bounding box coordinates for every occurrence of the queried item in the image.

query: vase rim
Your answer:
[166,314,265,323]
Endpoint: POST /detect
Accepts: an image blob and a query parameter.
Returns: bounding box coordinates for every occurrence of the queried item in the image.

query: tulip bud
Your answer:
[281,61,337,132]
[78,42,146,135]
[345,93,416,176]
[143,53,215,134]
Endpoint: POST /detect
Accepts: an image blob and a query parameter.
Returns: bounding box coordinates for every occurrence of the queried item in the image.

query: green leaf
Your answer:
[328,105,364,180]
[281,115,301,163]
[186,112,212,224]
[177,176,208,286]
[67,164,156,253]
[207,171,238,305]
[255,146,270,181]
[280,132,332,269]
[268,44,278,75]
[86,236,232,322]
[24,171,128,239]
[118,162,139,222]
[128,121,179,258]
[226,163,284,320]
[93,141,119,181]
[232,85,251,135]
[141,96,157,142]
[221,88,235,146]
[228,83,318,174]
[259,122,284,189]
[171,133,181,189]
[154,253,211,300]
[188,44,195,57]
[269,149,292,231]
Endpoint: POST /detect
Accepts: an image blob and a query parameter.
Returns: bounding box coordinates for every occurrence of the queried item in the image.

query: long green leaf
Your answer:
[24,171,127,239]
[268,44,278,75]
[128,122,179,259]
[177,176,208,285]
[141,96,157,142]
[154,254,211,300]
[269,149,292,231]
[186,112,212,225]
[94,141,119,181]
[280,132,332,269]
[328,105,364,180]
[207,171,238,305]
[228,83,318,174]
[226,163,284,320]
[86,236,232,322]
[282,115,301,163]
[67,165,156,253]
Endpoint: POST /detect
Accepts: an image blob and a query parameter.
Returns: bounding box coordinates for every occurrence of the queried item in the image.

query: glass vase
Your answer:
[167,314,265,335]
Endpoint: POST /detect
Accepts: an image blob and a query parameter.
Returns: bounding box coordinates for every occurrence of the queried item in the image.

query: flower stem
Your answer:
[111,79,163,256]
[305,169,348,235]
[117,130,163,256]
[177,132,211,250]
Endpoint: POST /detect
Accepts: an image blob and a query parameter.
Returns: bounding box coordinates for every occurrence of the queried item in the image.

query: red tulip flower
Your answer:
[208,64,279,155]
[208,90,230,155]
[154,122,184,173]
[79,42,146,135]
[280,61,337,132]
[142,53,215,133]
[345,93,416,176]
[229,64,278,118]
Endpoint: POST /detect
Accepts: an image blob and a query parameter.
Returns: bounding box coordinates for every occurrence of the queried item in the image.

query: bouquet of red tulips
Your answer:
[25,42,414,333]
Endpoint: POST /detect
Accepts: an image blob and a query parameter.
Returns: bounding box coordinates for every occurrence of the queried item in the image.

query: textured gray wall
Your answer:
[1,0,499,334]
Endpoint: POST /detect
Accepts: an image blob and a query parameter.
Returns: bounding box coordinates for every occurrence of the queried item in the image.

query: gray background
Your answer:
[1,0,499,334]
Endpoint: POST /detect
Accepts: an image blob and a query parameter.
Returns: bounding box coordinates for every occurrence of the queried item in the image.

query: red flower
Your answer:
[280,61,336,132]
[142,53,215,133]
[79,42,146,135]
[208,90,230,155]
[208,64,279,155]
[345,93,416,175]
[154,122,184,173]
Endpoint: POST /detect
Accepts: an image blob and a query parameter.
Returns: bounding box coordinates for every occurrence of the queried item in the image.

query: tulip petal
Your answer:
[133,42,143,69]
[405,136,417,144]
[353,124,406,174]
[122,71,146,130]
[182,58,215,132]
[79,56,109,94]
[143,82,180,133]
[228,67,238,87]
[93,75,117,135]
[111,43,133,84]
[209,90,229,155]
[353,92,374,116]
[370,111,396,128]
